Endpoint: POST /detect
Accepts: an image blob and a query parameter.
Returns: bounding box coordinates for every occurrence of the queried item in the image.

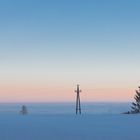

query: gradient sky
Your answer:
[0,0,140,102]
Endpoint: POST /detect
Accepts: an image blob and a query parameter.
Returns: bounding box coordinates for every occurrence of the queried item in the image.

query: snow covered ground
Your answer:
[0,103,139,140]
[0,114,140,140]
[0,102,131,115]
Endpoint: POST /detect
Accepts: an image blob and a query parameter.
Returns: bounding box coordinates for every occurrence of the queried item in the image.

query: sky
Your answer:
[0,0,140,102]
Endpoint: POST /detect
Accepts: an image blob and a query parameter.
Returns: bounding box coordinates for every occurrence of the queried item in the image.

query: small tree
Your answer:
[20,105,28,115]
[131,87,140,114]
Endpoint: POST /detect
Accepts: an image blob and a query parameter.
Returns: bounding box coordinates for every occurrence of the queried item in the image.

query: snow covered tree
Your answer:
[20,105,28,115]
[131,87,140,114]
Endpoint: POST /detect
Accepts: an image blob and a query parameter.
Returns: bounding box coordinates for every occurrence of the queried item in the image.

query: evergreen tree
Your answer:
[131,87,140,114]
[20,105,28,115]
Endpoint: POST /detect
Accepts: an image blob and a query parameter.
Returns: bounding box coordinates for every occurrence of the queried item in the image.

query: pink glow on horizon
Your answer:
[0,84,135,102]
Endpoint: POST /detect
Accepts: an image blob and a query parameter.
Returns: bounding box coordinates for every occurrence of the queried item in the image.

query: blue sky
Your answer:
[0,0,140,102]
